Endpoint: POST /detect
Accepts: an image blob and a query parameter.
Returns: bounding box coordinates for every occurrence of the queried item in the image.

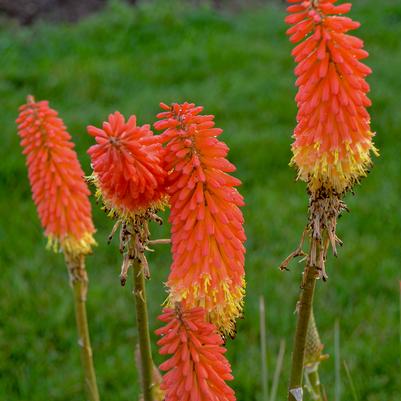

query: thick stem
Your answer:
[66,255,100,401]
[132,258,154,401]
[288,258,318,401]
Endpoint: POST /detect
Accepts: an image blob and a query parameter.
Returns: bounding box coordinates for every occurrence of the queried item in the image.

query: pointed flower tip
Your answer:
[17,97,96,257]
[157,306,236,401]
[156,102,246,336]
[87,111,167,221]
[286,0,377,194]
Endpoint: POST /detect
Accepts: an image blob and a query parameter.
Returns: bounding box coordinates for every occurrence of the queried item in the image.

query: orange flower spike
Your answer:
[17,96,96,257]
[286,0,378,194]
[87,111,166,219]
[155,102,246,336]
[156,306,236,401]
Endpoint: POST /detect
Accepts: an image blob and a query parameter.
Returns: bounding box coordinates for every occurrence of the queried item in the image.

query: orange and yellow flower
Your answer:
[87,112,166,220]
[154,102,246,336]
[17,96,95,257]
[156,306,236,401]
[286,0,378,194]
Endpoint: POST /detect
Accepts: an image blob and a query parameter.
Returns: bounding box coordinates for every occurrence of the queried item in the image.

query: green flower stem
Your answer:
[132,257,154,401]
[288,252,318,401]
[66,255,100,401]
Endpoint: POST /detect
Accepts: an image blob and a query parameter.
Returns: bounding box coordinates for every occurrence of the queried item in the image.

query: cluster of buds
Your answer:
[17,96,96,271]
[156,306,236,401]
[285,0,378,277]
[154,102,246,337]
[286,0,377,195]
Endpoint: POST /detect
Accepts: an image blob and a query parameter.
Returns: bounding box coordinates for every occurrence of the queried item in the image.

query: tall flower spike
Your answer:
[87,111,166,220]
[156,306,236,401]
[88,112,167,401]
[17,96,96,257]
[286,0,378,195]
[154,102,246,336]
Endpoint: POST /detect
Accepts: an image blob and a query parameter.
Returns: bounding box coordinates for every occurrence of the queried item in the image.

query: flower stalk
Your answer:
[288,244,319,401]
[131,252,154,401]
[286,205,332,400]
[65,254,100,401]
[118,217,162,401]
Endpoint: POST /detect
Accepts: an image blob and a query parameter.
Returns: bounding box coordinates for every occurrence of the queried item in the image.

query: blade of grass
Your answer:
[399,281,401,370]
[343,360,359,401]
[334,319,341,401]
[270,339,286,401]
[259,295,269,401]
[322,385,328,401]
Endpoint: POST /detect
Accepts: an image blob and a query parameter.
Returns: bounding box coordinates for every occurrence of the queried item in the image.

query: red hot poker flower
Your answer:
[154,102,246,336]
[87,112,166,219]
[156,306,236,401]
[286,0,378,194]
[17,96,95,257]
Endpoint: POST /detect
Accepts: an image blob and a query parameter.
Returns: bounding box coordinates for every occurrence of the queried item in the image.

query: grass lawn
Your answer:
[0,0,400,400]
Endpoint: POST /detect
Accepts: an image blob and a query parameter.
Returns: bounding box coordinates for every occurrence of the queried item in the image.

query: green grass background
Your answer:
[0,0,400,400]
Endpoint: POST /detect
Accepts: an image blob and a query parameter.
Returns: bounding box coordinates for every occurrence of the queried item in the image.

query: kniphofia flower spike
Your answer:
[87,111,166,220]
[88,112,169,401]
[156,306,236,401]
[155,102,246,337]
[17,96,100,400]
[286,0,378,195]
[88,110,168,289]
[17,96,96,257]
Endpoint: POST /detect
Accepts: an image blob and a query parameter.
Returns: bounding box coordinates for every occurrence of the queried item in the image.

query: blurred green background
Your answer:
[0,0,400,400]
